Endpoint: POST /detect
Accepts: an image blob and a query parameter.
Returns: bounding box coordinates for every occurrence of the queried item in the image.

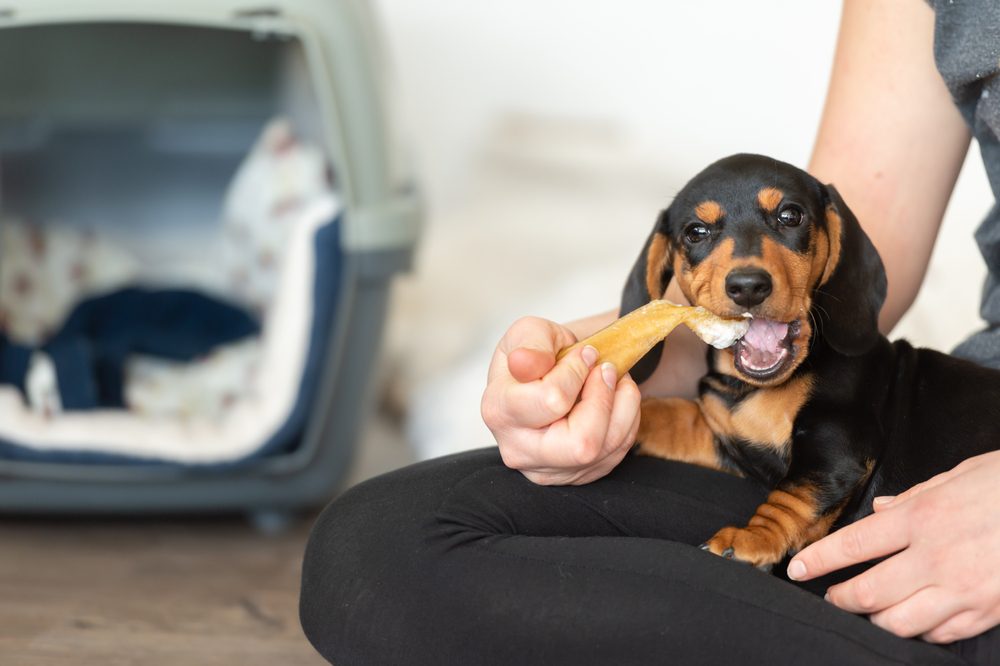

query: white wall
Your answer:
[377,1,843,205]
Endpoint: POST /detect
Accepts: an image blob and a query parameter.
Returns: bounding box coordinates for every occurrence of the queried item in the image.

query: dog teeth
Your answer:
[739,344,788,372]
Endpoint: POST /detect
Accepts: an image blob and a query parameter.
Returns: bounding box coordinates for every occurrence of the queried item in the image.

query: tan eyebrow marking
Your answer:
[757,187,784,213]
[694,200,725,224]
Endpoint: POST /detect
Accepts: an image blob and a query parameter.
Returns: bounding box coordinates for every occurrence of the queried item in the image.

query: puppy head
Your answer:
[621,153,886,387]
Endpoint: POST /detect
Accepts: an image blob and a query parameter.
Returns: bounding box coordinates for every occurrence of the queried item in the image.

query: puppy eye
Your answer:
[683,223,711,244]
[777,205,804,227]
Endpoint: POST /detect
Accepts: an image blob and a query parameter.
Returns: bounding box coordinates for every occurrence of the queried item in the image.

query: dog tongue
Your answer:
[740,318,789,369]
[743,319,788,352]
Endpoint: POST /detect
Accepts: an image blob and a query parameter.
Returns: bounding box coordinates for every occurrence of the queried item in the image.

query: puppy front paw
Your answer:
[699,526,787,571]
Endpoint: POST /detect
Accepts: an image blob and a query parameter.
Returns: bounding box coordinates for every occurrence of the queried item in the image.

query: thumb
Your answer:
[508,347,558,383]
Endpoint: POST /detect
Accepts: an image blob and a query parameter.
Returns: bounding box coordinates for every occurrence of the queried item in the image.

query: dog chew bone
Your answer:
[557,300,750,379]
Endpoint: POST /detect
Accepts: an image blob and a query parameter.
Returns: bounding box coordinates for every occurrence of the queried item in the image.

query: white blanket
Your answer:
[0,117,340,463]
[0,195,339,463]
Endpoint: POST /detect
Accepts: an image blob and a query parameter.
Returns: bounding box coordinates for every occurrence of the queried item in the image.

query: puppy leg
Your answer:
[700,418,872,568]
[636,397,728,472]
[701,483,841,569]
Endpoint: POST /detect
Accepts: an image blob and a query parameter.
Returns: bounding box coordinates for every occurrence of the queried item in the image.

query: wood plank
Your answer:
[0,417,415,665]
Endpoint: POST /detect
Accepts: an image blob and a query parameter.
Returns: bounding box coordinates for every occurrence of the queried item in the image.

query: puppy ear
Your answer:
[815,185,887,356]
[619,208,674,383]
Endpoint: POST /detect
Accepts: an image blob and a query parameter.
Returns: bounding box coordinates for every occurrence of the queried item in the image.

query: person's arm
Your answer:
[788,0,1000,645]
[808,0,971,333]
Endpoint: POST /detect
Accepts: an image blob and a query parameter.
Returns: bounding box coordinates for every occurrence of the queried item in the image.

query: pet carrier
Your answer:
[0,0,420,522]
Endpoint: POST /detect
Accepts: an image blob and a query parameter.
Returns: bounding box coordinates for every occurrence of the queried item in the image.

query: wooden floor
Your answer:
[0,416,414,666]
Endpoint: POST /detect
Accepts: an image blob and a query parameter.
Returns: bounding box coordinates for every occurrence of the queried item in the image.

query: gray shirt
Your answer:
[930,0,1000,366]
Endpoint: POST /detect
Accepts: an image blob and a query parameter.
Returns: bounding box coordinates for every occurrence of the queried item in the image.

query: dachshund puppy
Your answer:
[624,153,1000,569]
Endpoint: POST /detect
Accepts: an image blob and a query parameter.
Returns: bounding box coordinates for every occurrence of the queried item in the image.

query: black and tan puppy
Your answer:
[624,153,1000,569]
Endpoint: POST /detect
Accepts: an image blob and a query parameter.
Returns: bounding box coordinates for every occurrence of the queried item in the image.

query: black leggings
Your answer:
[300,449,997,665]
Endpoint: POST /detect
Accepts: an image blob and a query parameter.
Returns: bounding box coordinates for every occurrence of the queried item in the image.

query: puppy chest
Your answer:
[700,373,814,450]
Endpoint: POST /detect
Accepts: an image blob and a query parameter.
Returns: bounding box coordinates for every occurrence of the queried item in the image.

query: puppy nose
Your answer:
[725,269,773,308]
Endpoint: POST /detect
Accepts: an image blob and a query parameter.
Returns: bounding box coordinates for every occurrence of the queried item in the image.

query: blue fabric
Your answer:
[43,288,259,409]
[0,215,344,465]
[44,337,99,409]
[0,336,33,394]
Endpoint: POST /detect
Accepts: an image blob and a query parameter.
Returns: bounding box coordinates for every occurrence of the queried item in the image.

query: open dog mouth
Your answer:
[733,318,800,380]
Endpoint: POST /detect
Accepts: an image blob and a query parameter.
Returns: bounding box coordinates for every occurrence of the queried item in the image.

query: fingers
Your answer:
[566,363,618,453]
[500,317,577,361]
[507,346,599,429]
[540,363,618,468]
[874,454,991,513]
[872,468,957,513]
[867,587,964,639]
[563,436,632,485]
[606,375,642,451]
[564,373,642,482]
[487,316,625,430]
[787,510,910,581]
[557,368,638,466]
[824,550,930,614]
[922,609,990,644]
[816,453,1000,644]
[514,371,641,485]
[484,315,642,486]
[488,316,576,383]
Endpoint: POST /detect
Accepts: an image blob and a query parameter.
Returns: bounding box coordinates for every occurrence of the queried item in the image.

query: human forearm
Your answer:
[564,308,618,341]
[808,0,971,333]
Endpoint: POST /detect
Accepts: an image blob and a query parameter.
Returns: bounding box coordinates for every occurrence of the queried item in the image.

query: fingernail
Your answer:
[582,345,599,367]
[601,362,618,389]
[873,495,894,506]
[787,559,806,581]
[824,591,832,603]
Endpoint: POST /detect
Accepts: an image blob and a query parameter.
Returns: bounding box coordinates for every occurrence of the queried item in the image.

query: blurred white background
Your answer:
[372,1,993,459]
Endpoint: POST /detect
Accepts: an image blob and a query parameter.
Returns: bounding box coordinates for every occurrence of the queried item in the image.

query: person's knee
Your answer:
[299,449,504,659]
[299,477,379,657]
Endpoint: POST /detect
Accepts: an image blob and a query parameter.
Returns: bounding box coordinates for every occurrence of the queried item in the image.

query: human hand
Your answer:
[481,316,642,485]
[787,451,1000,644]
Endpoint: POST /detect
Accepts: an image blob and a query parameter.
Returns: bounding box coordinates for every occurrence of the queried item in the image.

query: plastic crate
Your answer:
[0,0,420,519]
